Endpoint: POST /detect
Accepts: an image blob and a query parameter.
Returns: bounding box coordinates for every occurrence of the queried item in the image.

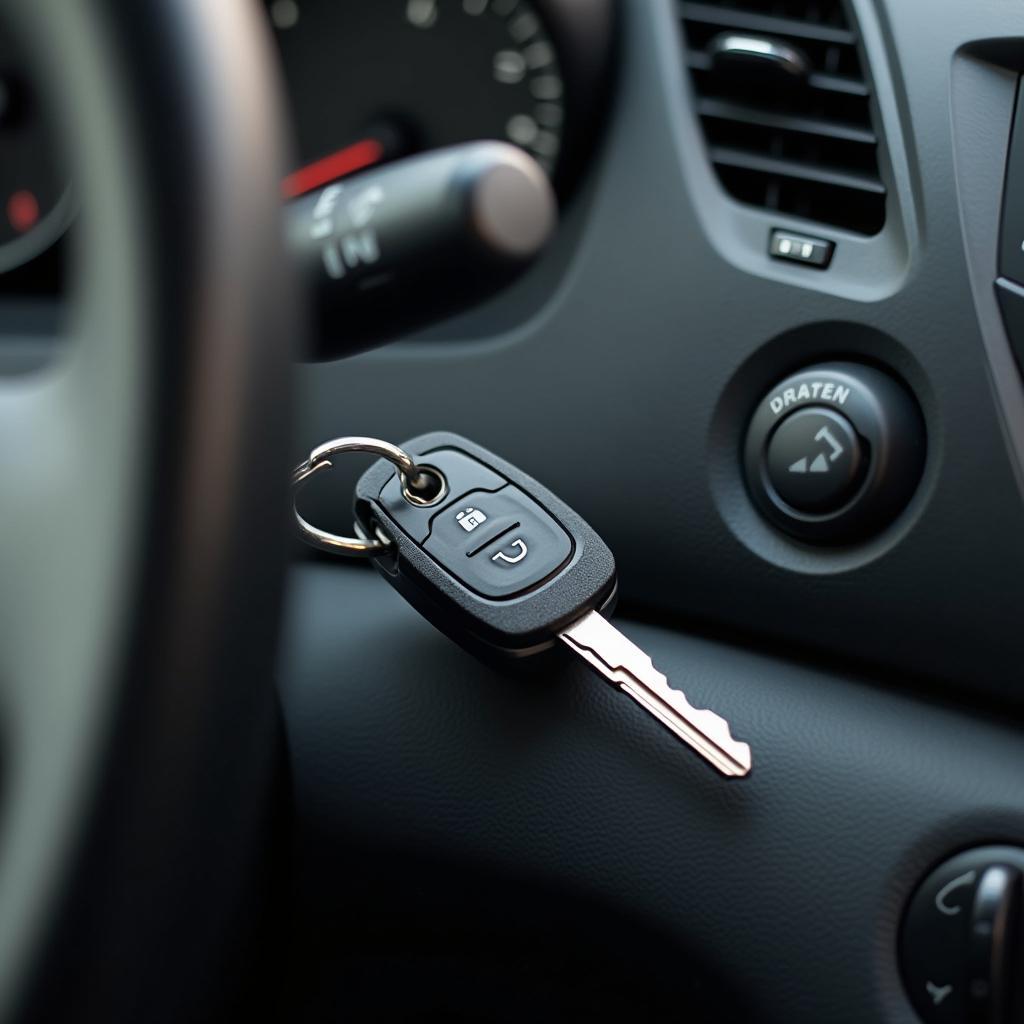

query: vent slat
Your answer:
[687,52,869,98]
[709,146,885,195]
[697,97,876,144]
[689,53,869,98]
[809,71,869,98]
[680,0,886,235]
[679,1,856,45]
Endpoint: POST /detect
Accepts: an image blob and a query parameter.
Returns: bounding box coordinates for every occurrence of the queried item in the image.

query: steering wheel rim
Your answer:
[0,2,294,1019]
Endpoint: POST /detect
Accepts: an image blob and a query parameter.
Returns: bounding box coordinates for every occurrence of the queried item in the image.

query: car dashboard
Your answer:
[4,2,1024,1022]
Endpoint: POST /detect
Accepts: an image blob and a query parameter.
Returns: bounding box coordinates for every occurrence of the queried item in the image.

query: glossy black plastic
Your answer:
[354,431,616,655]
[744,361,926,543]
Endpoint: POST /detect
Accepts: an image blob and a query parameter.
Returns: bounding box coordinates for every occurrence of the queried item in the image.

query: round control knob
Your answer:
[901,846,1024,1024]
[744,362,926,543]
[765,406,864,513]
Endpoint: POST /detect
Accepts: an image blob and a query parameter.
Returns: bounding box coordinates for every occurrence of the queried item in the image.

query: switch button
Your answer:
[765,407,864,513]
[424,486,572,599]
[900,846,1024,1024]
[744,362,925,544]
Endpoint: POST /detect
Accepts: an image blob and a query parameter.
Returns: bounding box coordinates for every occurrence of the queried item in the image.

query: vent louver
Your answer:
[680,0,886,235]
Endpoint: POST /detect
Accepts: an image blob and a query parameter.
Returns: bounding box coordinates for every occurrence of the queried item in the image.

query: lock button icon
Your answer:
[455,507,487,532]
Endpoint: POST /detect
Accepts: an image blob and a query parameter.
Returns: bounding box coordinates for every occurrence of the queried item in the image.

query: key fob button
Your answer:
[378,449,506,542]
[424,486,573,599]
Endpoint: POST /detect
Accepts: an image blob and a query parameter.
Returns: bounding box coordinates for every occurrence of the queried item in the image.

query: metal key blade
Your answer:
[559,611,752,778]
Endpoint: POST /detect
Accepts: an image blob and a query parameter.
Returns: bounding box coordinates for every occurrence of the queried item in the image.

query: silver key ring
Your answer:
[291,436,447,556]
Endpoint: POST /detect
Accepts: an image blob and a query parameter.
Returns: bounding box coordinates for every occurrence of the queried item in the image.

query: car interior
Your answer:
[2,0,1024,1021]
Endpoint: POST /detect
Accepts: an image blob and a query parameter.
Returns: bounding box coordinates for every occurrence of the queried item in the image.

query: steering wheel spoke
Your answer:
[0,1,295,1019]
[0,318,141,1008]
[0,347,124,680]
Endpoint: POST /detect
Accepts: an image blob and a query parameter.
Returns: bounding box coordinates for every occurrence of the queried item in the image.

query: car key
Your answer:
[557,611,750,777]
[294,431,752,778]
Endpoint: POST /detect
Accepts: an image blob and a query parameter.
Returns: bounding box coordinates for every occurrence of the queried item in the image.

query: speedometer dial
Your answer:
[268,0,613,197]
[0,33,69,274]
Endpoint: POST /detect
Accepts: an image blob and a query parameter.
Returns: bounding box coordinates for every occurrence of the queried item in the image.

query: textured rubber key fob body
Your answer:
[354,431,617,656]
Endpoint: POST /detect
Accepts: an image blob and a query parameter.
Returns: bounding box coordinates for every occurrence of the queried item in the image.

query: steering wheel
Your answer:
[0,2,293,1020]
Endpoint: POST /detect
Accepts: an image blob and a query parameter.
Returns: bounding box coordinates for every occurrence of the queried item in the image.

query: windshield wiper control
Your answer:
[286,141,557,357]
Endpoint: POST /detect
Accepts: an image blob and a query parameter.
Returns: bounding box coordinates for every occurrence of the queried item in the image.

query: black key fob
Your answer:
[353,430,617,656]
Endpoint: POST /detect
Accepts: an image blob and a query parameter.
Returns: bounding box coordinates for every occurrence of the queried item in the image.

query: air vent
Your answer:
[680,0,886,235]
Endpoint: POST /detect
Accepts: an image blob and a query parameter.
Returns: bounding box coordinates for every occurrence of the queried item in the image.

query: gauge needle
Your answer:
[281,138,385,199]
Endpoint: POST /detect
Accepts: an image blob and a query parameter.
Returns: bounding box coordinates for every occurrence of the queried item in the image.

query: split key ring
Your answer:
[291,436,448,556]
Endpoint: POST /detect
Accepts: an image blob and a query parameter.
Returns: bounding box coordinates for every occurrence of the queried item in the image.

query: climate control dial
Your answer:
[744,362,925,543]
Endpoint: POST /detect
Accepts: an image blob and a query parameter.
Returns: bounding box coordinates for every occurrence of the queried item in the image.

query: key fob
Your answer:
[354,431,617,656]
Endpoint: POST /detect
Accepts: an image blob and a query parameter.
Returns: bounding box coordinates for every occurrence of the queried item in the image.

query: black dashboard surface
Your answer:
[281,565,1024,1024]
